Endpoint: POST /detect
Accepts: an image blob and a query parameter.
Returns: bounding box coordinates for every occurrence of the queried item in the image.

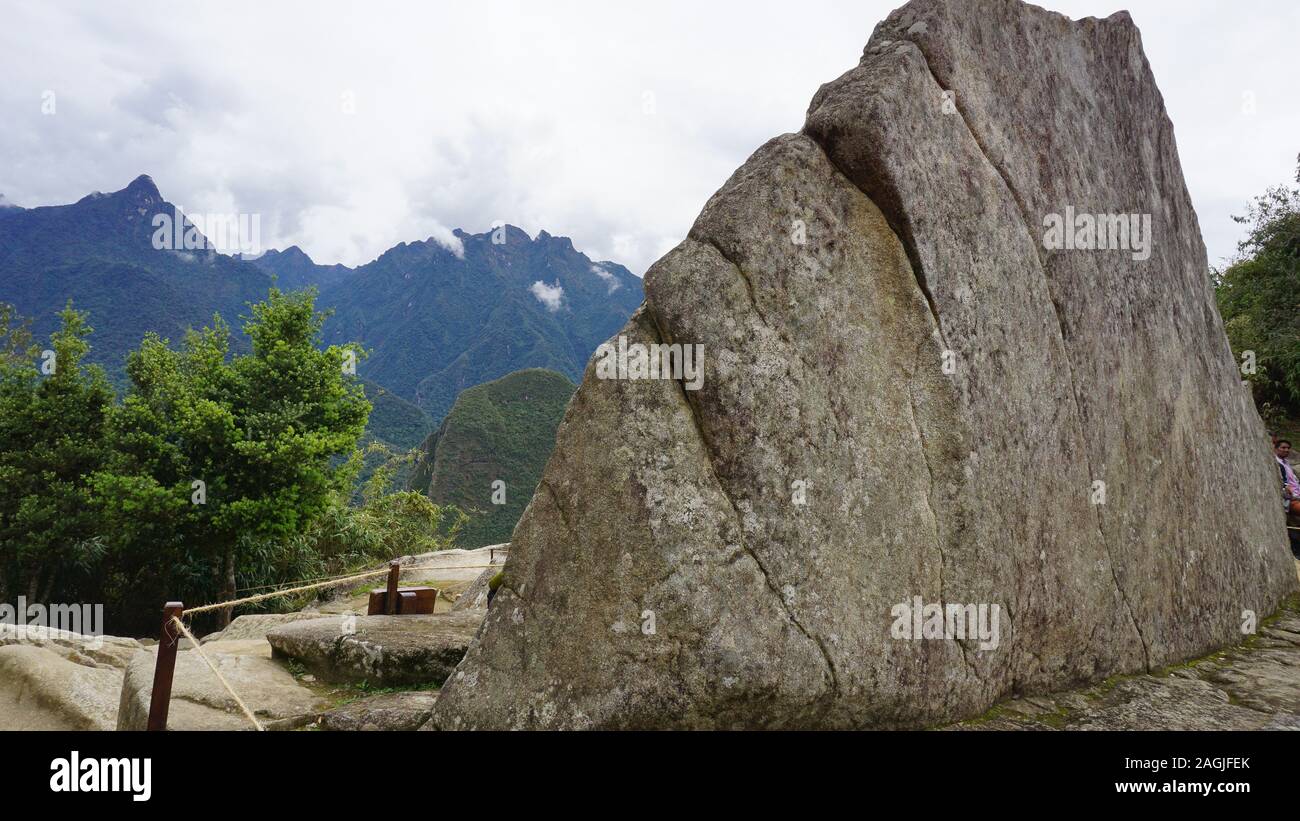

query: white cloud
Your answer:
[591,264,621,293]
[0,1,1296,273]
[429,226,465,259]
[529,280,565,312]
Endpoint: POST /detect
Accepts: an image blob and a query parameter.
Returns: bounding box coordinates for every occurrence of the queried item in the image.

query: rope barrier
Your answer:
[170,616,265,731]
[234,559,505,594]
[399,563,500,572]
[235,572,362,594]
[186,563,503,616]
[147,556,508,730]
[183,567,394,616]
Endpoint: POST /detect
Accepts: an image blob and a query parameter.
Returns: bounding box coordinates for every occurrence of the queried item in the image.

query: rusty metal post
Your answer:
[385,561,400,615]
[146,602,184,731]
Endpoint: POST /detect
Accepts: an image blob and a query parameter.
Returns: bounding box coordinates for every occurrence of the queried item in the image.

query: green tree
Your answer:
[270,444,467,586]
[0,303,33,365]
[94,288,372,628]
[0,303,113,603]
[1216,156,1300,425]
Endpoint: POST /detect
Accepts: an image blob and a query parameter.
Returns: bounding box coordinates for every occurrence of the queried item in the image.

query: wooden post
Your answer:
[146,602,184,731]
[385,561,400,615]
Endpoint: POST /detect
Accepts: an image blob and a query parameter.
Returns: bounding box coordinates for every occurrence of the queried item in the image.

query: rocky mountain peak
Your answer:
[124,174,161,199]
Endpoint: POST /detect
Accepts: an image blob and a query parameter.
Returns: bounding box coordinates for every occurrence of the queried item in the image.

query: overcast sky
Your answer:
[1,0,1296,274]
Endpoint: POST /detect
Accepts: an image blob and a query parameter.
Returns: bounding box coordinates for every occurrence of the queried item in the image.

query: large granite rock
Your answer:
[266,613,482,687]
[317,691,438,731]
[428,0,1298,730]
[0,624,141,730]
[200,613,335,643]
[452,555,507,613]
[0,645,124,730]
[117,642,328,730]
[0,622,142,670]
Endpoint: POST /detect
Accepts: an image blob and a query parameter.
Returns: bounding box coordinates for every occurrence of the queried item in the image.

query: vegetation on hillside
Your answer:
[410,368,574,548]
[361,380,434,450]
[317,227,641,423]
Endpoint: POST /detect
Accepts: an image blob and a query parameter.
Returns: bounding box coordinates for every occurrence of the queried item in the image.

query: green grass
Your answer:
[321,680,442,710]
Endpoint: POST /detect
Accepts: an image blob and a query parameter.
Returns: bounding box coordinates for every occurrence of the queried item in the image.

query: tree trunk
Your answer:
[35,571,54,606]
[25,568,41,603]
[219,547,236,629]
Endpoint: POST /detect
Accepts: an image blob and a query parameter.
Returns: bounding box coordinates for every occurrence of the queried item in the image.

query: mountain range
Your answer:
[0,176,642,449]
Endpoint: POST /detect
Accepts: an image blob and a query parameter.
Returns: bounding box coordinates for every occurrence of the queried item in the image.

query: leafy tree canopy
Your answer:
[1215,156,1300,425]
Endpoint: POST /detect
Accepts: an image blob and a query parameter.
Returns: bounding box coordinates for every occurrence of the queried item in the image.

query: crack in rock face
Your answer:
[427,0,1299,730]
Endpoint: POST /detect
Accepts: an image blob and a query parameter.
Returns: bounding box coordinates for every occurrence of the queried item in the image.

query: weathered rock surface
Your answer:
[429,0,1298,730]
[0,645,124,730]
[955,599,1300,730]
[117,642,328,730]
[0,624,141,730]
[317,691,438,731]
[0,622,142,670]
[452,556,507,612]
[201,613,334,643]
[266,612,482,687]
